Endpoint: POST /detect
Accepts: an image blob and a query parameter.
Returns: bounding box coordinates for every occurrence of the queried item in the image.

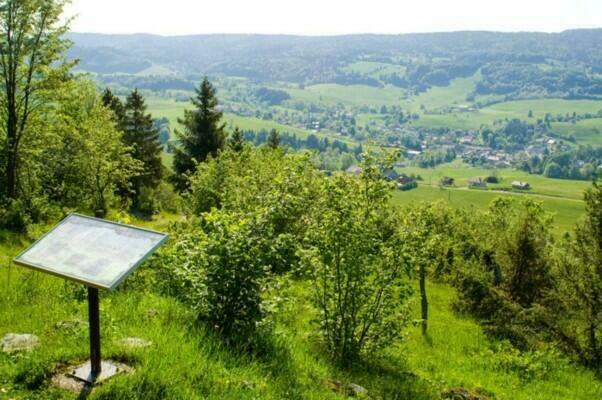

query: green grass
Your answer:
[136,64,176,77]
[414,98,602,132]
[398,160,591,200]
[147,97,356,147]
[552,118,602,146]
[390,161,590,235]
[392,185,583,235]
[409,74,479,112]
[1,220,599,399]
[342,61,407,78]
[405,283,601,400]
[287,84,408,107]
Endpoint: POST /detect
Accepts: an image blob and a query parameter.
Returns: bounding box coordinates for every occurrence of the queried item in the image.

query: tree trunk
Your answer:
[420,264,428,336]
[5,116,19,199]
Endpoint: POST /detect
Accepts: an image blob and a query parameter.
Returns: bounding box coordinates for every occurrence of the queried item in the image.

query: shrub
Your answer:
[201,211,269,341]
[0,199,31,231]
[303,154,413,366]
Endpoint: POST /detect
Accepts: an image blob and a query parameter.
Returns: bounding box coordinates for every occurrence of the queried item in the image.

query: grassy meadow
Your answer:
[286,84,408,107]
[392,160,590,235]
[147,97,354,146]
[0,216,600,399]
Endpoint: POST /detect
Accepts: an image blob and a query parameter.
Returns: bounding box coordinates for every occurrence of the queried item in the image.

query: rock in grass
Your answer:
[55,319,87,332]
[326,380,368,397]
[347,383,368,397]
[117,337,152,349]
[1,333,40,353]
[442,387,493,400]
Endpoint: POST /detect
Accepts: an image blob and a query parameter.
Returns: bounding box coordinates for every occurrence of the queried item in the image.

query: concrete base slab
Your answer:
[70,360,123,384]
[52,360,133,393]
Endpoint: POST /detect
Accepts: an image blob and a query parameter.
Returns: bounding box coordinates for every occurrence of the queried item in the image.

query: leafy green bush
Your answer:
[201,211,269,340]
[479,341,568,382]
[303,154,413,366]
[0,199,31,231]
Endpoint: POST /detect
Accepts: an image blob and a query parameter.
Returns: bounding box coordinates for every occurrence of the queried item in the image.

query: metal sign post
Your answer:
[13,214,168,385]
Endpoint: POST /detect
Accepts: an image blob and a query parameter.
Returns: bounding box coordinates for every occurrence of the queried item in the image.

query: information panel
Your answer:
[13,214,168,290]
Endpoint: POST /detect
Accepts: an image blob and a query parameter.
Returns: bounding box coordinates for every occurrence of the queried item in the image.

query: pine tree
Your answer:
[555,178,602,366]
[229,126,245,152]
[173,78,226,190]
[102,88,126,130]
[267,129,280,149]
[123,89,163,205]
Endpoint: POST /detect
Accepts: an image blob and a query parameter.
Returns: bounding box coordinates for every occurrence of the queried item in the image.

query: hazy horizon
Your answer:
[66,0,602,36]
[67,27,602,38]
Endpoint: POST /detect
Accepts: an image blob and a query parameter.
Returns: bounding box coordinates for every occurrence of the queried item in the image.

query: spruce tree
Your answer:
[267,129,280,149]
[173,78,226,190]
[229,126,245,152]
[102,88,126,130]
[123,89,163,204]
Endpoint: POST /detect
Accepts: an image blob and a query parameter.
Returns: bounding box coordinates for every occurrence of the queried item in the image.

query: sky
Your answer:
[66,0,602,36]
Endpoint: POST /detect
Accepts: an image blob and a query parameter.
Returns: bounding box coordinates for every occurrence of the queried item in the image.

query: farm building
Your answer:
[512,181,530,190]
[468,177,487,188]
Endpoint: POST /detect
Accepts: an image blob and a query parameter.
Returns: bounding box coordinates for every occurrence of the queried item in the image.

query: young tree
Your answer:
[173,77,226,190]
[402,202,454,336]
[267,128,280,149]
[42,79,140,216]
[554,178,602,366]
[304,153,413,366]
[123,89,163,207]
[228,126,244,152]
[0,0,74,200]
[489,198,553,308]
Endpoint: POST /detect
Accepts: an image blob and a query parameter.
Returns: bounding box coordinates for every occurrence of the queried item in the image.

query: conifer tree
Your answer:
[102,88,126,130]
[229,126,245,152]
[173,78,226,190]
[267,129,280,149]
[555,178,602,366]
[123,89,163,205]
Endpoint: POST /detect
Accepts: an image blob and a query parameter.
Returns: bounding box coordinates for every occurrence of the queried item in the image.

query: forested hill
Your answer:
[67,29,602,98]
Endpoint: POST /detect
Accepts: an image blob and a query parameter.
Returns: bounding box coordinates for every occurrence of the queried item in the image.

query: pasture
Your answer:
[286,84,408,107]
[391,160,590,235]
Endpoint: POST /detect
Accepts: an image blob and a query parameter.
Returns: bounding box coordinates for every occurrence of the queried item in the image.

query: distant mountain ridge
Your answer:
[66,30,602,96]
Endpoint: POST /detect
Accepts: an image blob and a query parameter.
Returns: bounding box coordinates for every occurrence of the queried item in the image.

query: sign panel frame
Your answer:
[12,213,168,291]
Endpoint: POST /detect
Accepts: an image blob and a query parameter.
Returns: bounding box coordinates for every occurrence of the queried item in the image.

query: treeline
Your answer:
[414,148,456,168]
[476,63,602,99]
[382,62,479,92]
[241,130,362,156]
[522,146,602,180]
[101,75,195,91]
[254,87,291,105]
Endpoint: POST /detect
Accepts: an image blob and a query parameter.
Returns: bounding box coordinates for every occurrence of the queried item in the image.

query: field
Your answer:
[286,84,408,107]
[391,160,589,234]
[408,74,480,112]
[0,218,600,399]
[281,74,602,146]
[552,118,602,145]
[147,97,353,145]
[414,98,602,131]
[342,61,407,78]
